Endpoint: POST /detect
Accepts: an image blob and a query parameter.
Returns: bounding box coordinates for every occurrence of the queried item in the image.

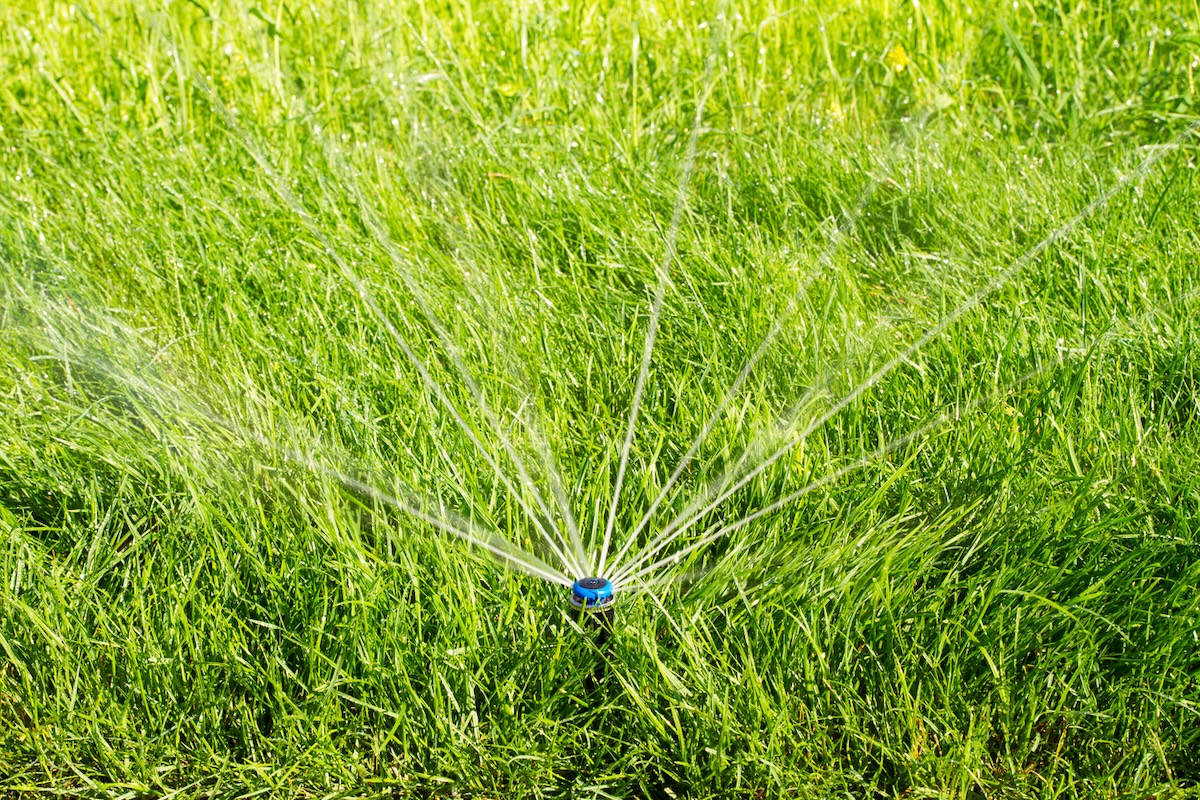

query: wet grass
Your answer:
[1,0,1199,796]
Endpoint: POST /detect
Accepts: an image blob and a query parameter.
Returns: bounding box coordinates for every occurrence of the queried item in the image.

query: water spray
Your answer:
[570,577,615,692]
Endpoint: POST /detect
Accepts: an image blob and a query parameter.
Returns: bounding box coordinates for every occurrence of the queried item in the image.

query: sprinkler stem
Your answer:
[570,577,615,692]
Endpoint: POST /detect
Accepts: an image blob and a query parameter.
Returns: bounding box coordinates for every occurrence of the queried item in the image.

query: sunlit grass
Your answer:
[1,0,1199,796]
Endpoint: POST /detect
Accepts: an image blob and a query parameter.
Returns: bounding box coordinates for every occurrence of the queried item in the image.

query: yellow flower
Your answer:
[828,95,845,123]
[885,44,911,73]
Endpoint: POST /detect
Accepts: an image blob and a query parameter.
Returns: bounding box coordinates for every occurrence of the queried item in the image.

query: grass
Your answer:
[1,0,1199,795]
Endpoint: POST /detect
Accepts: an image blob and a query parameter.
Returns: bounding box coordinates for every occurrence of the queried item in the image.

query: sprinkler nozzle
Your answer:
[570,577,615,610]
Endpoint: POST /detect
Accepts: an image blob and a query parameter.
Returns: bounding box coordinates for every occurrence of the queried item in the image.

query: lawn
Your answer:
[1,0,1199,796]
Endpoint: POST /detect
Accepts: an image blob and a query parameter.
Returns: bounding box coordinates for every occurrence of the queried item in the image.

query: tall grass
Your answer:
[1,0,1199,795]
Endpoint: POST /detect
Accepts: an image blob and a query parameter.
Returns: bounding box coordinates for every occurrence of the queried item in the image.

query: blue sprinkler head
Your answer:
[570,577,615,610]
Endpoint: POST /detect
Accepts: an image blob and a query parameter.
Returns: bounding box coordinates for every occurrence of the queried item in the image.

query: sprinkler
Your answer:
[570,577,615,693]
[570,576,615,611]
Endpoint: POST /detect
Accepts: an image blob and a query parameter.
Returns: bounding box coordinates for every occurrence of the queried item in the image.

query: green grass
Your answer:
[2,0,1200,796]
